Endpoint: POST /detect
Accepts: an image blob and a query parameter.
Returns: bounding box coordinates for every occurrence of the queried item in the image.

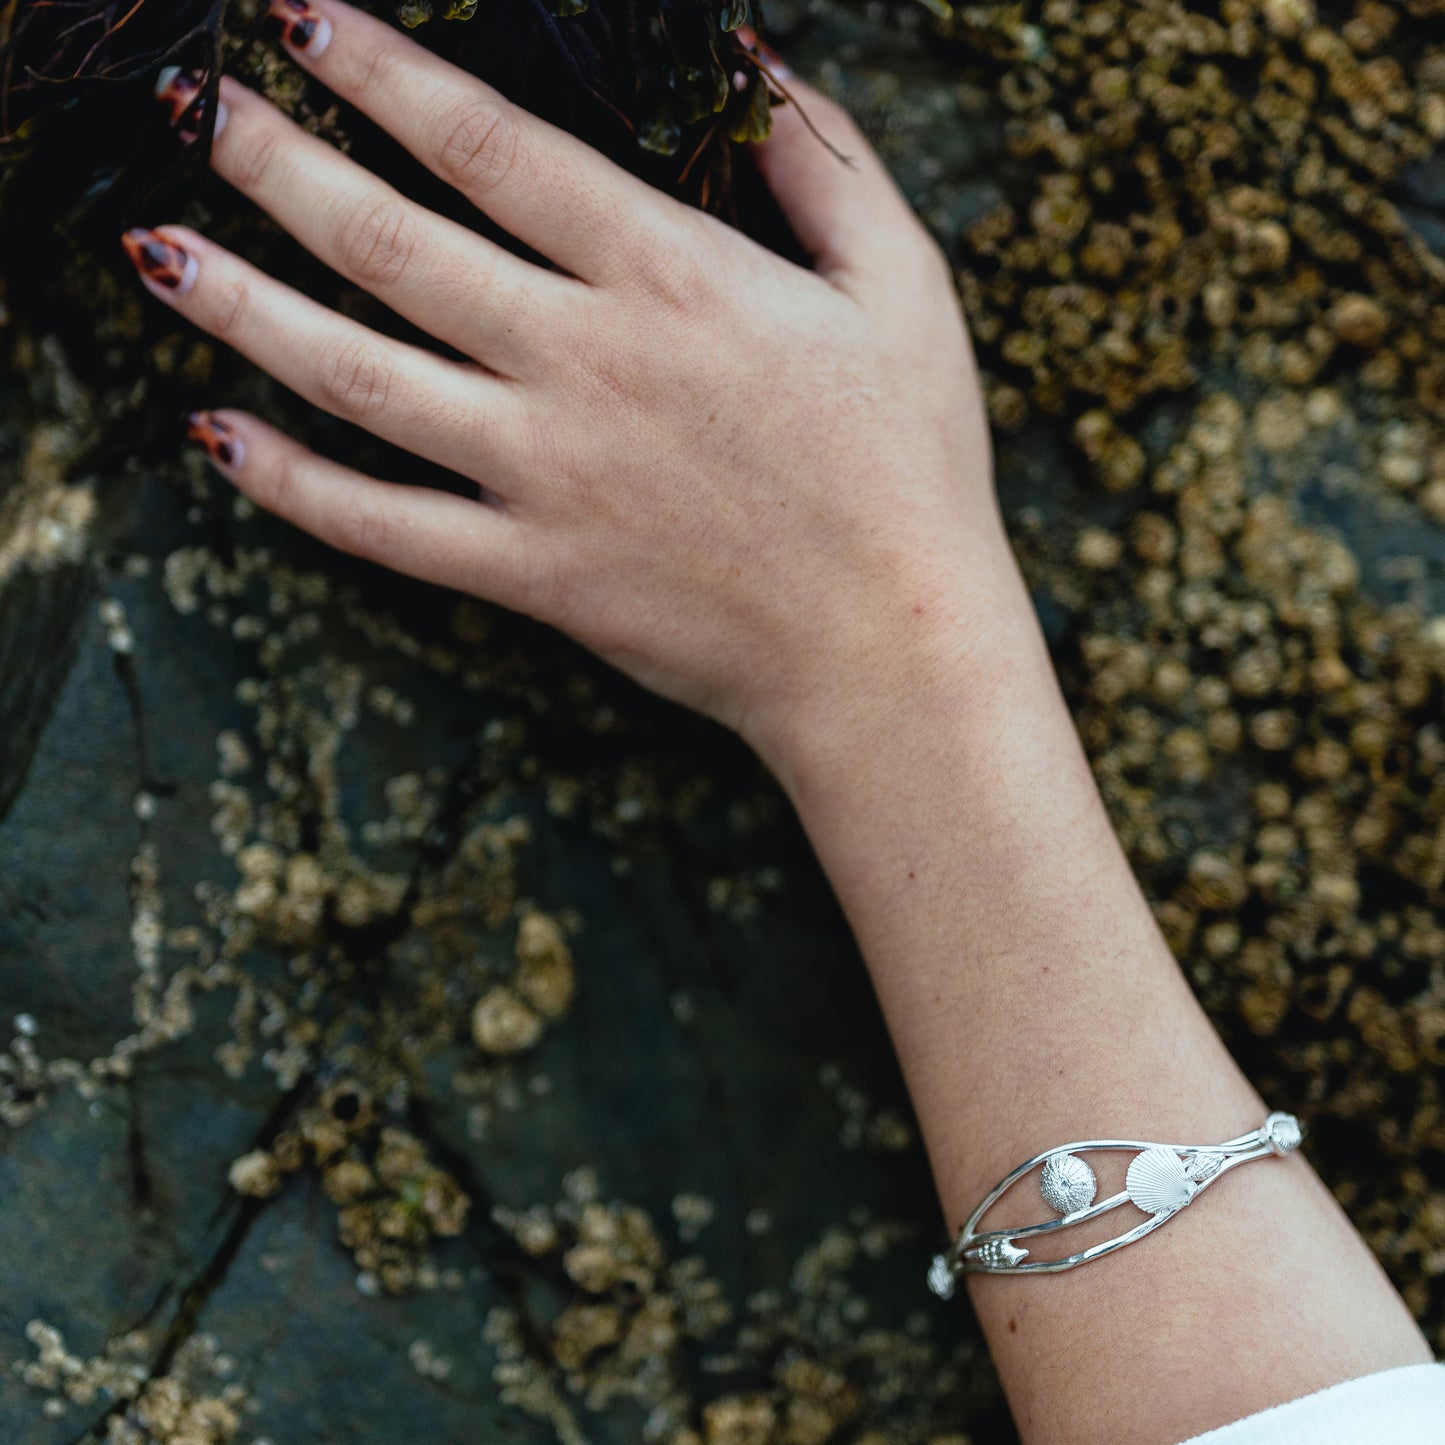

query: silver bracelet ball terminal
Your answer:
[928,1111,1304,1296]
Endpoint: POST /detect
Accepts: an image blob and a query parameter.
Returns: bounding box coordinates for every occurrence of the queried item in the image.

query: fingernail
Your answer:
[187,412,246,471]
[122,229,199,295]
[154,66,224,145]
[737,24,793,80]
[265,1,333,57]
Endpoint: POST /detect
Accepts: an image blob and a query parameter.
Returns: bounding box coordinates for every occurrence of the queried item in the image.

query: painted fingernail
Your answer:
[265,0,333,57]
[122,229,199,295]
[737,25,793,80]
[187,412,246,471]
[154,66,226,144]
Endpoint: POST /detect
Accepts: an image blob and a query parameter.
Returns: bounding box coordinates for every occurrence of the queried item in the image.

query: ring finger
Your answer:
[123,224,529,492]
[208,76,574,377]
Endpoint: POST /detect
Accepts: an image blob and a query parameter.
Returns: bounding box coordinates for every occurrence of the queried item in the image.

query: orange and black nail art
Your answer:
[187,412,245,470]
[122,229,199,294]
[264,0,333,54]
[154,66,219,145]
[736,25,793,81]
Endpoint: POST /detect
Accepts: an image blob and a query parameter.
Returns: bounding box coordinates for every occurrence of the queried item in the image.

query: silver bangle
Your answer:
[928,1111,1304,1296]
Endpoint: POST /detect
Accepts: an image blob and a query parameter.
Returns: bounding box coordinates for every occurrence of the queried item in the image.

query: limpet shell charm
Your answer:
[1040,1152,1097,1214]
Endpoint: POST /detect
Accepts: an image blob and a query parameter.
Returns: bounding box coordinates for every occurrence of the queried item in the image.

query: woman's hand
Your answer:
[128,0,1002,787]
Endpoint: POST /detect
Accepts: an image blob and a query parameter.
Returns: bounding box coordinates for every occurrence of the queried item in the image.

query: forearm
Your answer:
[766,550,1431,1445]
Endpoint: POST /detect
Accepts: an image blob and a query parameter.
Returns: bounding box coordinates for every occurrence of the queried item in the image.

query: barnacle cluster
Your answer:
[229,1084,472,1293]
[956,0,1445,502]
[489,1173,981,1444]
[16,1324,248,1442]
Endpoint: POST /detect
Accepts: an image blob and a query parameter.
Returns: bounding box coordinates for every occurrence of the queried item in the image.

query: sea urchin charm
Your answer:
[1040,1152,1097,1215]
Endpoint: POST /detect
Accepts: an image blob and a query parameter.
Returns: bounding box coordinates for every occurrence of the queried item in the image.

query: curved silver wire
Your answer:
[927,1112,1303,1295]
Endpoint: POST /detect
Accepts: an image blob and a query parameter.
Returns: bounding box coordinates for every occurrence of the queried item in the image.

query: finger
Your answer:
[124,226,529,492]
[208,75,574,375]
[187,409,542,607]
[265,0,679,284]
[750,72,930,297]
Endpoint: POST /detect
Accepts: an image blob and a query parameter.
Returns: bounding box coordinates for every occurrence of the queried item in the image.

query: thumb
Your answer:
[747,58,921,294]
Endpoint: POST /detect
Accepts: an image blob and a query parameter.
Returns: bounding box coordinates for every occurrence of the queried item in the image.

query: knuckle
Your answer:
[211,278,252,341]
[354,43,398,96]
[233,127,283,193]
[251,451,299,520]
[574,333,639,414]
[436,98,520,196]
[316,337,393,419]
[512,540,564,616]
[338,195,420,288]
[336,498,392,561]
[901,224,951,292]
[628,221,709,316]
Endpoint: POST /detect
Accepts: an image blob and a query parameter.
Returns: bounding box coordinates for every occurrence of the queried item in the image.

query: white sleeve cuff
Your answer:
[1177,1362,1445,1445]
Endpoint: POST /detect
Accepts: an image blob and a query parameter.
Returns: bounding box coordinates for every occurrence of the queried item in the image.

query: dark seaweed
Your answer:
[0,0,776,266]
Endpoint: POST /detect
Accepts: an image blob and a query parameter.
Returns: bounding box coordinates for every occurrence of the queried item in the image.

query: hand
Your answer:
[128,0,1002,786]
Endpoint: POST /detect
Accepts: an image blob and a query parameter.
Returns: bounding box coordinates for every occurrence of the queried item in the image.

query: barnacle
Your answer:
[954,0,1445,501]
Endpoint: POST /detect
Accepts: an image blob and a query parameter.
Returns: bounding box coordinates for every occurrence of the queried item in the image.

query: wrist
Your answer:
[749,544,1065,818]
[751,545,1153,1007]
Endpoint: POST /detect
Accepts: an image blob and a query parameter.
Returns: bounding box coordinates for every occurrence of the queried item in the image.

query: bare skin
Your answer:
[125,4,1434,1440]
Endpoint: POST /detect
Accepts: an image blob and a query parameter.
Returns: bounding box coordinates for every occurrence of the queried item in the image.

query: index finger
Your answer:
[265,0,681,284]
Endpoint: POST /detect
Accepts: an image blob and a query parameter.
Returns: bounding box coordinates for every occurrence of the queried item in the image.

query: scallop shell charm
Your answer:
[1040,1152,1098,1215]
[1126,1147,1196,1216]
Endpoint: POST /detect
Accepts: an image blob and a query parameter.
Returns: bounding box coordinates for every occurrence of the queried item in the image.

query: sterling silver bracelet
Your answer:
[928,1111,1303,1296]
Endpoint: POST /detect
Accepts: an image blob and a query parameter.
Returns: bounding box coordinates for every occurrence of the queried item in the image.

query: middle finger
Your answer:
[208,76,575,376]
[124,224,531,492]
